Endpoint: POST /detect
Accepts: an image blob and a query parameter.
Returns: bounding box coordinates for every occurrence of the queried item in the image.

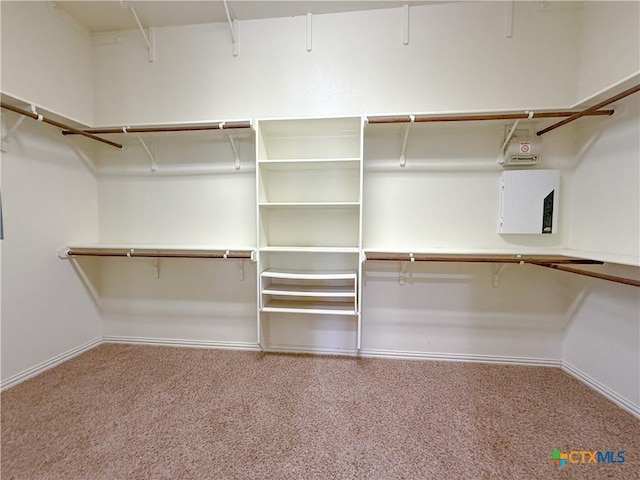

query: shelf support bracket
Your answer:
[122,1,155,61]
[306,13,312,52]
[504,0,514,38]
[497,111,532,164]
[400,114,414,167]
[226,130,241,170]
[399,253,415,285]
[492,264,508,288]
[401,5,410,45]
[223,0,239,56]
[238,259,245,281]
[1,114,26,152]
[153,258,160,279]
[123,127,158,172]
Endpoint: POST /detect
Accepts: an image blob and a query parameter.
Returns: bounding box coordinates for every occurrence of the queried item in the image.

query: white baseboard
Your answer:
[360,348,561,367]
[0,337,102,392]
[264,343,357,356]
[102,335,262,352]
[4,337,636,422]
[562,361,640,419]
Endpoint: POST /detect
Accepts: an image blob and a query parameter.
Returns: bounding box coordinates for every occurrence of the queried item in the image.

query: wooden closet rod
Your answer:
[66,248,253,259]
[364,252,602,264]
[367,110,613,125]
[61,121,252,136]
[0,102,123,149]
[535,264,640,288]
[537,84,640,136]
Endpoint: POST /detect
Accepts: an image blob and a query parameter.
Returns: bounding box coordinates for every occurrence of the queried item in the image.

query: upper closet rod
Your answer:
[0,102,123,149]
[65,248,253,260]
[367,110,613,125]
[364,252,602,264]
[537,84,640,136]
[61,121,252,136]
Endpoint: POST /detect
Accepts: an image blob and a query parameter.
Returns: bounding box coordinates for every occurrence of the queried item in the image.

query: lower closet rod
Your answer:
[0,102,123,149]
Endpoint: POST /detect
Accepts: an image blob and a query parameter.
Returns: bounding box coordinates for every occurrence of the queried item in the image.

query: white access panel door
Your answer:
[499,170,560,234]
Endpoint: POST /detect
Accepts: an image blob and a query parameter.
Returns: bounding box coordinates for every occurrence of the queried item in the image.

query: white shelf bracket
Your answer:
[401,4,410,45]
[223,0,239,56]
[399,253,415,285]
[123,127,158,172]
[1,115,26,152]
[153,258,160,279]
[306,13,312,52]
[400,114,414,167]
[238,259,245,281]
[122,2,155,61]
[226,130,241,170]
[250,250,257,262]
[504,0,514,38]
[492,264,508,288]
[497,111,532,164]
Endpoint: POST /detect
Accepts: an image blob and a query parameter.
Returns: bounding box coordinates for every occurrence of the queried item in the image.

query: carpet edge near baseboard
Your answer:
[0,337,102,392]
[562,361,640,419]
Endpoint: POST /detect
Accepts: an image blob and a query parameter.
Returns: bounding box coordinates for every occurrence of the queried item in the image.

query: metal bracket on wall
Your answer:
[223,0,239,56]
[492,264,508,288]
[399,114,415,167]
[504,0,514,38]
[123,127,158,172]
[1,115,26,152]
[121,1,155,61]
[306,13,313,52]
[399,253,415,285]
[224,127,241,170]
[401,4,410,45]
[497,111,533,164]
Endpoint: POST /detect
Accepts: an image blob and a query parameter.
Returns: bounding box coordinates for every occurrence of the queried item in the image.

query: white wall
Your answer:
[576,1,640,103]
[0,1,94,124]
[362,261,580,362]
[562,266,640,416]
[92,2,580,125]
[569,93,640,264]
[364,121,577,253]
[92,134,258,344]
[0,114,101,386]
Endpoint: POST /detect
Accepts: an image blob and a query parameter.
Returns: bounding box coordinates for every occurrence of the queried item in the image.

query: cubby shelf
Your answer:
[261,300,358,315]
[260,269,358,315]
[259,202,360,207]
[258,158,361,169]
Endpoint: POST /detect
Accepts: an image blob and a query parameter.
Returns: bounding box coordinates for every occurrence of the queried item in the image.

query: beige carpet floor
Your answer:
[1,344,638,479]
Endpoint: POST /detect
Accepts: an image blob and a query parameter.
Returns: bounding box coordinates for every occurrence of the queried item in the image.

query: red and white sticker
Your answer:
[519,142,531,154]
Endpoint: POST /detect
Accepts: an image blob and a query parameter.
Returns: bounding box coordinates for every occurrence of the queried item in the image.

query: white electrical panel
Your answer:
[499,170,559,234]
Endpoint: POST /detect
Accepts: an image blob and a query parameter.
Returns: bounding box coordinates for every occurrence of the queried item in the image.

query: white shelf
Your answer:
[259,202,360,208]
[262,269,357,280]
[261,284,356,297]
[261,299,357,315]
[258,158,361,170]
[260,246,360,253]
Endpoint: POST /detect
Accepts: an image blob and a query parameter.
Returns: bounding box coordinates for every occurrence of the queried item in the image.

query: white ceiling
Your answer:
[55,1,435,33]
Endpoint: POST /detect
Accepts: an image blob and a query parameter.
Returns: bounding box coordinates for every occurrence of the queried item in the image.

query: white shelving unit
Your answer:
[256,117,364,352]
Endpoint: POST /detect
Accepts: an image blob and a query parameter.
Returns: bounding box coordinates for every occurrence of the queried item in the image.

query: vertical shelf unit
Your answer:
[256,117,364,352]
